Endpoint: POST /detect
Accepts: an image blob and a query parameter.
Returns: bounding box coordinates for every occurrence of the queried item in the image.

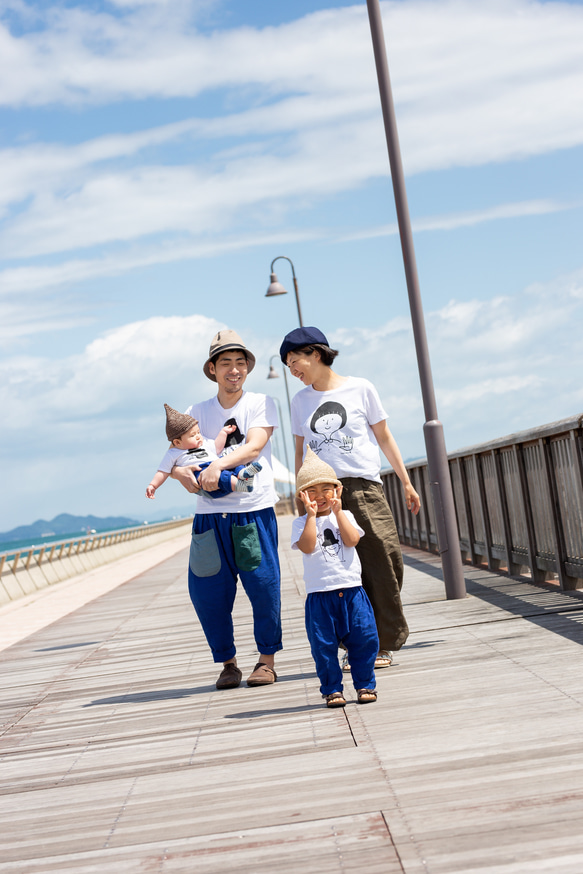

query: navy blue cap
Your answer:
[279,326,330,363]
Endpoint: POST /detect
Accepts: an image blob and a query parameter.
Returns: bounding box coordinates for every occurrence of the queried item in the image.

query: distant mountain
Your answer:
[0,513,141,544]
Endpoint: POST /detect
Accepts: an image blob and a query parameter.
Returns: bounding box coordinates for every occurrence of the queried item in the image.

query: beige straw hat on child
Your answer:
[295,446,341,498]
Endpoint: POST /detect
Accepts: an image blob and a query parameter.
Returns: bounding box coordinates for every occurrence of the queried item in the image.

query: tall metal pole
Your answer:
[366,0,466,599]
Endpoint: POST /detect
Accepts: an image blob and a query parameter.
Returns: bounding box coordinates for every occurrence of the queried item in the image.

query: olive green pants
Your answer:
[340,477,409,652]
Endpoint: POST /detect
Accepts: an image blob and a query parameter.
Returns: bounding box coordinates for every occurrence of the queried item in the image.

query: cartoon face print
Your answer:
[318,526,345,563]
[309,402,353,455]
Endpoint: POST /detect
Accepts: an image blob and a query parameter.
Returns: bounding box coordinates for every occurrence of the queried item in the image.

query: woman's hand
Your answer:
[404,482,421,515]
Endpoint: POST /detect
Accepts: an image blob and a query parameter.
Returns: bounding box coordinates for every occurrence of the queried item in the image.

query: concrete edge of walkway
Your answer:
[0,530,192,653]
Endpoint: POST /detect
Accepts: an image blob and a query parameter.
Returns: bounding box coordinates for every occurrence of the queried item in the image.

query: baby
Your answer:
[146,404,261,500]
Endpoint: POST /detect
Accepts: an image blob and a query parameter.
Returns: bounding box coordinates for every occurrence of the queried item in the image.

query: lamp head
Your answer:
[267,365,279,380]
[266,272,288,297]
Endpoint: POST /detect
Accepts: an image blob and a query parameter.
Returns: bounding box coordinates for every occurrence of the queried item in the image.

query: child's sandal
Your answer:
[357,688,377,704]
[325,692,347,708]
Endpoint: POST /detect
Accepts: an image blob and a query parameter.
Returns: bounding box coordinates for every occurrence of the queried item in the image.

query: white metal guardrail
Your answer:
[0,517,193,607]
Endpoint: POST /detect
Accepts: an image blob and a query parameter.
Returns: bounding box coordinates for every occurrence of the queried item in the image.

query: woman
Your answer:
[280,326,420,667]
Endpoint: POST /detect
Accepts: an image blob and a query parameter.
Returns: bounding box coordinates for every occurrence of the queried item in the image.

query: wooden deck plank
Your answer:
[0,812,401,874]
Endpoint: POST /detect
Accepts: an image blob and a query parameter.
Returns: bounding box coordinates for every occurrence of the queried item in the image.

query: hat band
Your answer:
[211,343,248,357]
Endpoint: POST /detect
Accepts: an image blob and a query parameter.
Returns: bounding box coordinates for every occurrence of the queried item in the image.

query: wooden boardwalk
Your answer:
[1,516,583,873]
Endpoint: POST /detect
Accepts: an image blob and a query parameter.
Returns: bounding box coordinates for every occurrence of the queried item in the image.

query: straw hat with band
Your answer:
[295,446,341,498]
[164,404,198,442]
[203,329,256,381]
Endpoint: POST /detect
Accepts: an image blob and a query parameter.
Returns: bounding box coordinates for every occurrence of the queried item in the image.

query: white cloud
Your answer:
[0,0,579,116]
[341,199,578,242]
[0,194,572,310]
[0,314,222,423]
[0,226,324,303]
[0,1,582,266]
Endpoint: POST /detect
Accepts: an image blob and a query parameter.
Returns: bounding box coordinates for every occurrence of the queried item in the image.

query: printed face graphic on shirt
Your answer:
[318,525,345,563]
[309,402,353,455]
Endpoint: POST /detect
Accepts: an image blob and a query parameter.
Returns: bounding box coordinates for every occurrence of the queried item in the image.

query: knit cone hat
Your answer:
[164,404,198,442]
[295,446,341,497]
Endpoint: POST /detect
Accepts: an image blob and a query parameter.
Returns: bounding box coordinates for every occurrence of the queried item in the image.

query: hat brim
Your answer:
[203,345,256,381]
[295,476,341,499]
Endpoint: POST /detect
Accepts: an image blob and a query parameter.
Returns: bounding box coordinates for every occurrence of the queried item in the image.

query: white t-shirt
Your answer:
[186,391,279,515]
[291,509,365,594]
[157,437,218,474]
[291,376,388,482]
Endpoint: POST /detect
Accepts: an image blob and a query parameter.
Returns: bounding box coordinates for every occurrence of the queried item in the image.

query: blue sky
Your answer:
[1,0,582,531]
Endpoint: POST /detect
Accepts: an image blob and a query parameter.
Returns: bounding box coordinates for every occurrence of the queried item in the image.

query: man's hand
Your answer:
[197,460,222,492]
[171,465,201,494]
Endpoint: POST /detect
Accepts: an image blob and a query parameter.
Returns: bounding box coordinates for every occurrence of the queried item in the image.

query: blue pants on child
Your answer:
[188,507,282,663]
[305,586,378,696]
[194,460,245,498]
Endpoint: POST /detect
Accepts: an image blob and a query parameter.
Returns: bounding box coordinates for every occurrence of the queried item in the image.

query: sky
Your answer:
[1,0,582,532]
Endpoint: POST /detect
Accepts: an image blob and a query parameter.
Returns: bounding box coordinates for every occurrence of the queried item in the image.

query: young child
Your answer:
[146,404,262,500]
[291,446,378,708]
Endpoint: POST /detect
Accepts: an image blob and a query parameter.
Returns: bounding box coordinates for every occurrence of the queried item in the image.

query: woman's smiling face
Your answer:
[286,348,320,385]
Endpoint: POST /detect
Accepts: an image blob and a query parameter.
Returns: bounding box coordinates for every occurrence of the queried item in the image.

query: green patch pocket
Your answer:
[232,521,262,572]
[189,529,221,578]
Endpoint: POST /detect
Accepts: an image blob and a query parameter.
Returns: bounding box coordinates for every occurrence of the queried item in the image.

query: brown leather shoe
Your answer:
[216,663,242,689]
[246,662,277,686]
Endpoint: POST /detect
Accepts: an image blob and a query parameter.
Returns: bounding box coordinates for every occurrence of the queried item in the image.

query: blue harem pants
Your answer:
[188,507,282,663]
[305,586,378,696]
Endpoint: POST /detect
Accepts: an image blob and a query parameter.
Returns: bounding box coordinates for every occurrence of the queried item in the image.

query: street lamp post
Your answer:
[267,354,292,419]
[266,255,304,327]
[366,0,466,599]
[267,355,295,503]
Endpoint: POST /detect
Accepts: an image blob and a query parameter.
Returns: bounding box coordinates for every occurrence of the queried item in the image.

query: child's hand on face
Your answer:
[329,484,343,515]
[299,490,318,518]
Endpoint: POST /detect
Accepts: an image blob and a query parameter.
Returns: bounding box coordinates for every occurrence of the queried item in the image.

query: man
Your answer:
[172,329,282,690]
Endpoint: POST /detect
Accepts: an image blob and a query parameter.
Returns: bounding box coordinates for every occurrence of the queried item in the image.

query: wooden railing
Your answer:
[382,414,583,591]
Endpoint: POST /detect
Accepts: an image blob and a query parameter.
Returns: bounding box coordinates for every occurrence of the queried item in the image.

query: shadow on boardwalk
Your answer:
[1,516,583,873]
[404,549,583,648]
